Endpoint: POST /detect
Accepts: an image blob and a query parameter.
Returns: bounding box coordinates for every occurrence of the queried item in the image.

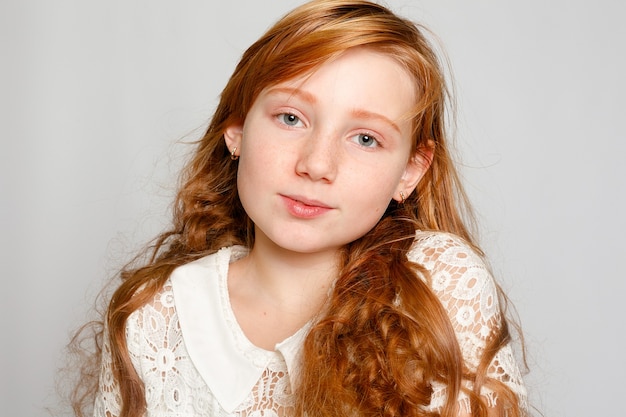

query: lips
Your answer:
[280,194,333,218]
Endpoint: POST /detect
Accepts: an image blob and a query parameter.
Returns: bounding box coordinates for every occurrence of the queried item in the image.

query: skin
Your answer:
[224,47,431,350]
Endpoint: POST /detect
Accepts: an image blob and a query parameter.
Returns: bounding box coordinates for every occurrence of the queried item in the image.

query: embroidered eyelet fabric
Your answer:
[94,231,527,417]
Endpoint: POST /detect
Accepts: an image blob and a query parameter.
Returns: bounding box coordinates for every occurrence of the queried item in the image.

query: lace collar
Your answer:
[170,246,309,413]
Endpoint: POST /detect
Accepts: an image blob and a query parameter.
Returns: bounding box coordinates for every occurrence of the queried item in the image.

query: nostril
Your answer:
[295,145,337,183]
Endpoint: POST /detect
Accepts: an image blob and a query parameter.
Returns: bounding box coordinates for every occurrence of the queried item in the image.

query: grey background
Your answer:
[2,0,624,416]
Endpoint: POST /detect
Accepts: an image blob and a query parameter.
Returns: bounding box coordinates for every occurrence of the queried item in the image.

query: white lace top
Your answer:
[94,231,527,416]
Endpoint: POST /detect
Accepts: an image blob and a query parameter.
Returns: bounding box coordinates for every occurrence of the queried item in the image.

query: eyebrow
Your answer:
[265,86,402,134]
[265,87,318,104]
[350,109,401,134]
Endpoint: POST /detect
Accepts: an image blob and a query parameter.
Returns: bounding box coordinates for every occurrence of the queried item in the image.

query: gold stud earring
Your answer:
[230,147,239,160]
[399,191,406,204]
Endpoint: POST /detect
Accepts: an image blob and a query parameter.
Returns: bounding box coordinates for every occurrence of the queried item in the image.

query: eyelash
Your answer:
[274,111,381,149]
[352,133,379,148]
[276,112,303,127]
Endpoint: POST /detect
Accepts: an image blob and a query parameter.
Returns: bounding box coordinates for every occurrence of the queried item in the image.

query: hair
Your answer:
[68,1,525,416]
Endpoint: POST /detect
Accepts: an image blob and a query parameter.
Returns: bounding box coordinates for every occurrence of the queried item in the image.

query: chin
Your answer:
[261,232,336,254]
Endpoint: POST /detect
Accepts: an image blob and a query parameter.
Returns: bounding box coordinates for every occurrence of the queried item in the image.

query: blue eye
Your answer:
[279,113,301,126]
[354,133,379,148]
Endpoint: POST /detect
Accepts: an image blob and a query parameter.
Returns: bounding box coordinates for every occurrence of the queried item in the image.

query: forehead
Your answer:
[276,47,413,88]
[260,48,416,117]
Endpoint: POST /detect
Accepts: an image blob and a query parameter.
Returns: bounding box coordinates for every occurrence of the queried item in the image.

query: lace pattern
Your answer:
[409,231,527,413]
[93,231,526,416]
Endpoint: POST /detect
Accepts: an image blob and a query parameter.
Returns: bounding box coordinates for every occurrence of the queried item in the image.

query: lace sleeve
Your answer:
[93,302,144,417]
[408,232,527,413]
[93,324,123,417]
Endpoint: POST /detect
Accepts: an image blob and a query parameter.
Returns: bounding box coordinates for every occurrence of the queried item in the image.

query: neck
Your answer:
[227,231,340,350]
[234,231,340,316]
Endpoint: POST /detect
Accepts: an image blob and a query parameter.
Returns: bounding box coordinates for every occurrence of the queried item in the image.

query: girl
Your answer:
[73,0,528,416]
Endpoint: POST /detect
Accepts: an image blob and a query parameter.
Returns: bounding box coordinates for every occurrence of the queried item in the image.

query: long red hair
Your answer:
[69,1,524,416]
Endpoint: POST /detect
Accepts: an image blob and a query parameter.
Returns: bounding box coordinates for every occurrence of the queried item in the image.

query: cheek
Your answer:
[345,164,403,205]
[238,143,285,188]
[235,137,284,213]
[236,156,267,198]
[341,172,399,233]
[343,195,392,243]
[240,118,285,165]
[236,158,266,228]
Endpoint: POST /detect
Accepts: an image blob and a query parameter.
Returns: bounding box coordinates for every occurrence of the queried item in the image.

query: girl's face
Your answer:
[225,47,430,257]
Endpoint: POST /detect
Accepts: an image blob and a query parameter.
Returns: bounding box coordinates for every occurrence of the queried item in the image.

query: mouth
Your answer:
[283,195,332,208]
[280,194,333,218]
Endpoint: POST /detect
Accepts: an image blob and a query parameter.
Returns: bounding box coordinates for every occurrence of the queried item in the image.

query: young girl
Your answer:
[74,0,528,416]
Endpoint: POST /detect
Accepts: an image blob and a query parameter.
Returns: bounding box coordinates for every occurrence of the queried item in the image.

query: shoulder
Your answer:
[408,230,485,270]
[126,248,230,330]
[171,247,233,281]
[129,246,240,322]
[408,231,502,359]
[124,248,233,368]
[408,230,494,300]
[408,232,527,408]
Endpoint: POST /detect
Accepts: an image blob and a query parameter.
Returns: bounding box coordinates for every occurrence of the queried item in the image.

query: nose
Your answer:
[294,129,338,183]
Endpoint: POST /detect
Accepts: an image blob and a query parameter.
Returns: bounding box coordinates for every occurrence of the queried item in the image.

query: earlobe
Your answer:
[394,145,434,202]
[224,124,244,157]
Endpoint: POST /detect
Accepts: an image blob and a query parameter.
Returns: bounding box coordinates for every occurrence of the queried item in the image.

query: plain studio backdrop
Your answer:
[1,0,624,416]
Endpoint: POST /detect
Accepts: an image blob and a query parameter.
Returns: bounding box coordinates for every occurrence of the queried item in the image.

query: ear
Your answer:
[224,123,244,158]
[394,143,434,202]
